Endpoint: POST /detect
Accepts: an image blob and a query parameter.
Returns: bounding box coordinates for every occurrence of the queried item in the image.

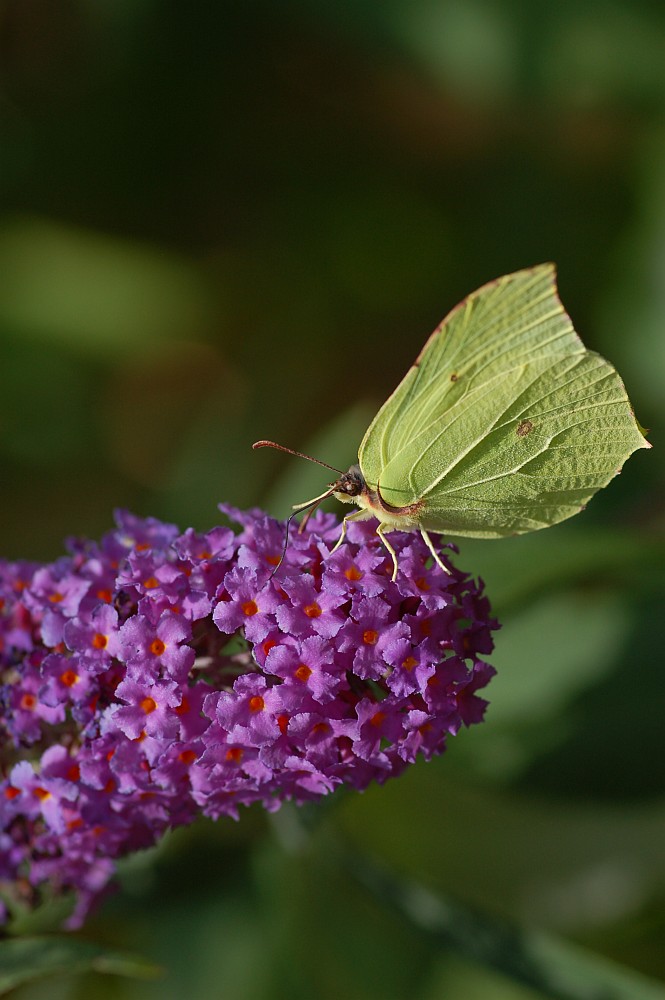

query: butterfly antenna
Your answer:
[252,440,343,475]
[264,508,299,585]
[253,440,343,585]
[264,487,336,585]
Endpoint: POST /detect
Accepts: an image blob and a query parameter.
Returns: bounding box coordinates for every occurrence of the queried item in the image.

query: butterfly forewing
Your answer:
[359,264,581,490]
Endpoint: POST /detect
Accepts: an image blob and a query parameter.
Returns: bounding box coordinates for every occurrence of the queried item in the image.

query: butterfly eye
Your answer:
[336,470,365,497]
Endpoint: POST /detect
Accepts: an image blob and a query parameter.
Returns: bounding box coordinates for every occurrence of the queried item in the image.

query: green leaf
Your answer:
[457,525,662,614]
[350,854,665,1000]
[0,217,214,359]
[0,936,160,993]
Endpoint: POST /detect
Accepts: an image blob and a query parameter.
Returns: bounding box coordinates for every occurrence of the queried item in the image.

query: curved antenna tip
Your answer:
[251,440,344,475]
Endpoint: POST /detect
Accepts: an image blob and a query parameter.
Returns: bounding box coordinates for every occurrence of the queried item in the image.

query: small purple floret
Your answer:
[0,507,498,928]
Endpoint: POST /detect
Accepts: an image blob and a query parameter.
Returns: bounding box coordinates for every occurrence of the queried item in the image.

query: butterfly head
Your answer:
[332,466,366,505]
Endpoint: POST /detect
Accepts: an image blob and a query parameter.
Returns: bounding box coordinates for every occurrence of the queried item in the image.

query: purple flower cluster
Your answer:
[0,505,497,927]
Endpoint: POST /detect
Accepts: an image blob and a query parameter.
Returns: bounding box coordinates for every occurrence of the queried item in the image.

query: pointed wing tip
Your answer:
[527,261,559,292]
[517,261,557,278]
[617,432,653,473]
[634,417,652,446]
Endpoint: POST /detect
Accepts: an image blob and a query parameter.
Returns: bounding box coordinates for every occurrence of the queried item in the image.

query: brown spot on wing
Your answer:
[516,419,534,437]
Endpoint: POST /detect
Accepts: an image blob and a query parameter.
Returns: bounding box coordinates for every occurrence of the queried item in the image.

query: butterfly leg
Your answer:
[376,522,400,581]
[330,509,368,555]
[420,528,452,575]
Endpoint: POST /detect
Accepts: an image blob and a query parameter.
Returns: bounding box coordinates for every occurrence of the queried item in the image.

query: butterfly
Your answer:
[255,264,650,580]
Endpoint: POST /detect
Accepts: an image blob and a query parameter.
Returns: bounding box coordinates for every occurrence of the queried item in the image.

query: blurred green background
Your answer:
[1,1,664,998]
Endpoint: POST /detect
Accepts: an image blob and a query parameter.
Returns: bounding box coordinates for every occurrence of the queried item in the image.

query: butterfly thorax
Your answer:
[333,465,425,530]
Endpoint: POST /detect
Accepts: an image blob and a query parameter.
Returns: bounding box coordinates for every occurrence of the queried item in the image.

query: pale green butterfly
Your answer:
[255,264,650,580]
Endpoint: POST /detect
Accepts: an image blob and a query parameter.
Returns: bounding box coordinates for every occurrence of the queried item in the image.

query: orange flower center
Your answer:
[92,632,108,650]
[277,713,289,735]
[60,669,79,688]
[294,664,312,682]
[175,695,190,716]
[363,629,379,645]
[249,696,265,712]
[304,602,322,618]
[140,697,157,714]
[242,600,258,617]
[150,639,166,656]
